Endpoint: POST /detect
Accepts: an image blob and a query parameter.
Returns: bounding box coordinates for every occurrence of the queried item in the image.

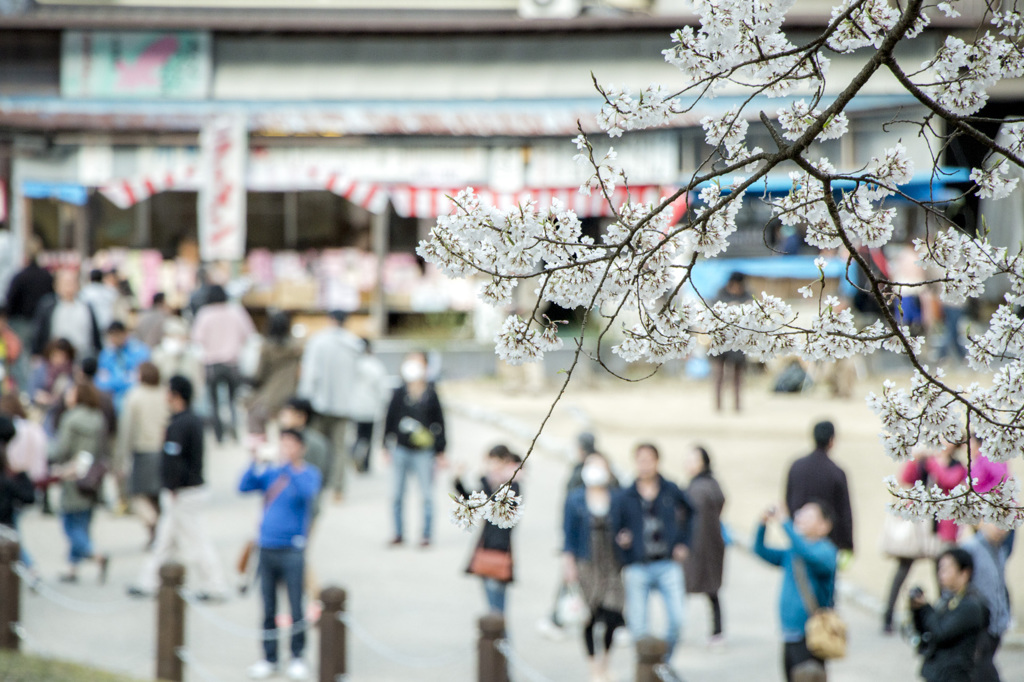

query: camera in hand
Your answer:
[909,586,925,601]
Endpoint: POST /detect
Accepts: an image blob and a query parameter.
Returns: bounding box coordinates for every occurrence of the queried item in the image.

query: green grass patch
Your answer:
[0,650,150,682]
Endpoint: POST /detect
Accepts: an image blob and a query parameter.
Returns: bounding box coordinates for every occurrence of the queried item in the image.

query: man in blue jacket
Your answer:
[609,443,695,669]
[240,428,322,681]
[754,500,838,682]
[96,320,151,413]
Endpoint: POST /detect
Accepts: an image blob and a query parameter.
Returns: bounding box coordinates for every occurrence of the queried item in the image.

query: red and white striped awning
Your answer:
[390,185,687,221]
[99,165,392,215]
[100,166,197,210]
[324,173,390,215]
[99,170,687,223]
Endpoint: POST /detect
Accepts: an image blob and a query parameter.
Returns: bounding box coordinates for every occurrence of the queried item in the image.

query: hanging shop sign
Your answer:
[61,31,211,99]
[198,115,248,261]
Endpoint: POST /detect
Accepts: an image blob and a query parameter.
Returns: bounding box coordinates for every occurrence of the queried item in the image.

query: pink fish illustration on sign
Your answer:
[115,36,180,90]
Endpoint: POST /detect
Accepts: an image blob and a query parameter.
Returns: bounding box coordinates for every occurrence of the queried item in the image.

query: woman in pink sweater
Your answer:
[882,444,967,633]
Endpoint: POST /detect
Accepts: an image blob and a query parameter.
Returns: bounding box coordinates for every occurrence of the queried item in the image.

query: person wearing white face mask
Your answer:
[383,351,447,547]
[151,317,205,402]
[563,453,624,682]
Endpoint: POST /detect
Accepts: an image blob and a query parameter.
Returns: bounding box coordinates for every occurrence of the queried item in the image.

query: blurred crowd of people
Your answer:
[0,237,1016,682]
[514,419,1014,682]
[0,241,405,680]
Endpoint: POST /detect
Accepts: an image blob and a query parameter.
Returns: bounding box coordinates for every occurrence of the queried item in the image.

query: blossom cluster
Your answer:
[913,228,1004,304]
[700,108,763,166]
[777,101,849,142]
[449,486,523,531]
[918,32,1024,116]
[886,476,1024,530]
[596,84,684,138]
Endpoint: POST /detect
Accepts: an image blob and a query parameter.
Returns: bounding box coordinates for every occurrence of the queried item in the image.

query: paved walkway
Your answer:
[13,376,1024,682]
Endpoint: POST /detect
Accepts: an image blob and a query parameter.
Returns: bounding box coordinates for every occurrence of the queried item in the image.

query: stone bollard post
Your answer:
[635,637,669,682]
[0,538,20,651]
[477,613,508,682]
[319,586,347,682]
[156,562,186,682]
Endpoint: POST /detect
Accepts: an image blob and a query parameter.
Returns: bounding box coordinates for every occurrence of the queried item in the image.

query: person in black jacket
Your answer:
[0,416,34,530]
[383,351,446,547]
[785,420,854,554]
[610,443,695,667]
[911,548,989,682]
[31,269,103,361]
[128,375,227,599]
[456,445,521,615]
[5,238,53,390]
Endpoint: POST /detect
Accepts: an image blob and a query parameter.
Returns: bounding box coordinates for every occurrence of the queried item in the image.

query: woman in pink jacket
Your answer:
[882,444,967,633]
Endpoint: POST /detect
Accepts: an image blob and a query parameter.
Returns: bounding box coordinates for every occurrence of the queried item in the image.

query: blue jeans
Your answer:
[61,510,94,564]
[205,362,240,443]
[482,578,507,614]
[12,510,33,568]
[623,559,686,660]
[391,446,434,541]
[258,548,306,664]
[938,305,967,361]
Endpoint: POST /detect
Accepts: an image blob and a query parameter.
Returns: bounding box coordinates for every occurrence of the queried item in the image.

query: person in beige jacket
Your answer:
[117,362,170,547]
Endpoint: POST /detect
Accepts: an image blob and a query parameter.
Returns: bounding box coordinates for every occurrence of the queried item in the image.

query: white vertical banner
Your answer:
[198,114,248,261]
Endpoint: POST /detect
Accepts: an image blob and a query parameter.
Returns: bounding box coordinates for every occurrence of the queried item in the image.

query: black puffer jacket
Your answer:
[1,471,35,527]
[913,587,989,682]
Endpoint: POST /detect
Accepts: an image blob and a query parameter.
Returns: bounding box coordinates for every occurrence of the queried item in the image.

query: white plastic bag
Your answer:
[555,582,589,628]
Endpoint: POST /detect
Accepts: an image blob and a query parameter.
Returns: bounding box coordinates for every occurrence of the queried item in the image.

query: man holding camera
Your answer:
[240,428,322,681]
[754,501,838,682]
[910,548,989,682]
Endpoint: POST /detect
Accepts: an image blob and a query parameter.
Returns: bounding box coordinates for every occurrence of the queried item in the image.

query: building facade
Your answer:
[0,1,1014,328]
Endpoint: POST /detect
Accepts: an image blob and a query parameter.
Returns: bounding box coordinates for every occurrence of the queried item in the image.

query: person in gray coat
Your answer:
[297,310,363,501]
[49,380,110,583]
[962,523,1011,682]
[683,445,727,644]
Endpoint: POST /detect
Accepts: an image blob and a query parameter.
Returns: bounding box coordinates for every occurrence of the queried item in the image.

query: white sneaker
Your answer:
[535,617,566,641]
[286,659,310,680]
[246,660,278,679]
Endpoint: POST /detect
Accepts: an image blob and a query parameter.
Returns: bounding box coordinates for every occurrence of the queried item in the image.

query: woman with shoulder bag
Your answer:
[456,445,521,615]
[48,381,110,583]
[563,452,624,682]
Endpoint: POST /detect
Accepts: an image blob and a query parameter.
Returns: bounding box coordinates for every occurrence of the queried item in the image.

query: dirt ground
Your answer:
[442,363,1024,628]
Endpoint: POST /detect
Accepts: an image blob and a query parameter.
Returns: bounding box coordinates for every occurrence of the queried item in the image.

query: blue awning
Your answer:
[22,181,89,206]
[694,168,971,203]
[688,255,847,298]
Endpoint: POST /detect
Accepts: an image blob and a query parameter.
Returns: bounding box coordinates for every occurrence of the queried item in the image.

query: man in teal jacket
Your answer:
[754,500,838,682]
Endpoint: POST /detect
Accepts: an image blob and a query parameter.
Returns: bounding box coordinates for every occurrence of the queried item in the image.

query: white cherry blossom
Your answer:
[431,0,1024,528]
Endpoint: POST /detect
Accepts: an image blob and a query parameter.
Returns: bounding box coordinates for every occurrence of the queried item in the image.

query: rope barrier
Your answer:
[654,662,683,682]
[12,562,144,615]
[494,638,559,682]
[176,647,230,682]
[10,621,153,678]
[0,526,19,543]
[179,588,318,641]
[336,612,470,669]
[9,622,45,652]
